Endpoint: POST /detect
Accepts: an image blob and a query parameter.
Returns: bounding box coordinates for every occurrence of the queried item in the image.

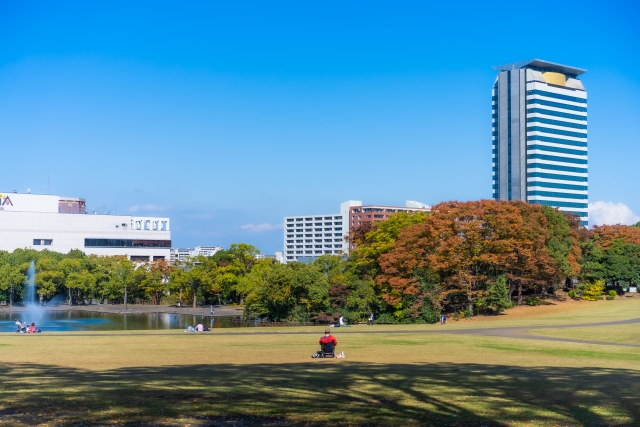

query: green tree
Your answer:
[170,257,216,308]
[485,275,511,314]
[105,258,137,307]
[66,270,96,303]
[35,256,63,301]
[601,240,640,287]
[58,258,84,304]
[0,263,26,306]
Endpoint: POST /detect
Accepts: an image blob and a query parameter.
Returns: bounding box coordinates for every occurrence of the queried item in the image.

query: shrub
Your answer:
[606,295,615,300]
[582,280,605,301]
[567,290,576,298]
[608,290,617,298]
[420,302,441,324]
[374,313,398,324]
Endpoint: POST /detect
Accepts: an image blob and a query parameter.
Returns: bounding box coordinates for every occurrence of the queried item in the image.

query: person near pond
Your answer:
[28,322,36,333]
[338,316,345,327]
[368,313,374,326]
[196,323,204,332]
[319,329,338,354]
[15,319,24,333]
[210,305,214,315]
[440,314,447,325]
[186,324,195,332]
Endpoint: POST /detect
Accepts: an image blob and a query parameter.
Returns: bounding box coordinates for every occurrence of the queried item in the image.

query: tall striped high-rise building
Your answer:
[491,59,588,226]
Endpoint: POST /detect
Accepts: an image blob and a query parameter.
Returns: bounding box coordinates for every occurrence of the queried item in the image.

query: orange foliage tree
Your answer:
[376,200,581,316]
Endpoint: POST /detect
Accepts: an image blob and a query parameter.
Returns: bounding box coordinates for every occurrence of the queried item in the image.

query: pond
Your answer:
[0,311,259,332]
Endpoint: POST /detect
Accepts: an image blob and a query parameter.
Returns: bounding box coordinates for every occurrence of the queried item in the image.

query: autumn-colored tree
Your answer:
[378,201,500,316]
[591,225,640,249]
[377,200,582,317]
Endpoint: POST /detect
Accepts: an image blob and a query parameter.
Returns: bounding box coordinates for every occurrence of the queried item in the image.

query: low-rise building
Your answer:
[0,192,170,262]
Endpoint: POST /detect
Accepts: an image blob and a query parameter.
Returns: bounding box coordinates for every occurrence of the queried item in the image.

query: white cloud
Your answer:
[128,204,171,213]
[588,201,640,226]
[240,223,283,232]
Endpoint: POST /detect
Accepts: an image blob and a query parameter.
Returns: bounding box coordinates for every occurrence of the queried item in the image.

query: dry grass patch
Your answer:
[1,327,640,426]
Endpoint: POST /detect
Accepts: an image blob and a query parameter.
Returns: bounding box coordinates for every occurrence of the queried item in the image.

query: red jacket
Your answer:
[319,335,337,346]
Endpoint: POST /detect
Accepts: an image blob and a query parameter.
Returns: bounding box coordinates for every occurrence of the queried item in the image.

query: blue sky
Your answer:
[1,1,638,253]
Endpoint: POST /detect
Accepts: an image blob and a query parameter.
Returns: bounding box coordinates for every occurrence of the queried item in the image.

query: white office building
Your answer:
[492,59,588,225]
[283,210,347,263]
[0,192,171,262]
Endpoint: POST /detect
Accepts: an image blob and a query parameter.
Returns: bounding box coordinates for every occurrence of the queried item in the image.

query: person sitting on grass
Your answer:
[195,323,204,332]
[319,329,337,354]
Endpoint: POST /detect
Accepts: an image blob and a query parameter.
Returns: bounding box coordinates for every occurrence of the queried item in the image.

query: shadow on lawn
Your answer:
[0,363,638,426]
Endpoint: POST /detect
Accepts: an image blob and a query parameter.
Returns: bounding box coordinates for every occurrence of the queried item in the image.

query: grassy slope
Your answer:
[0,299,639,426]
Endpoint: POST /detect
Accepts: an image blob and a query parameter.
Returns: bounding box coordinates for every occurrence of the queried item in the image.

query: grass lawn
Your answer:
[530,323,640,345]
[1,299,639,426]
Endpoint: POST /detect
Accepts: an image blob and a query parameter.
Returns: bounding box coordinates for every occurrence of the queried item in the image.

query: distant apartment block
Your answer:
[170,245,223,263]
[284,200,430,263]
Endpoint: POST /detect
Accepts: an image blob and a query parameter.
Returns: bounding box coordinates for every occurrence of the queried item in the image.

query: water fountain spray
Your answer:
[22,261,45,326]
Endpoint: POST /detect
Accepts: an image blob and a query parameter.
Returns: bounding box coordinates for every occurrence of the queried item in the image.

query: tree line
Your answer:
[1,200,639,324]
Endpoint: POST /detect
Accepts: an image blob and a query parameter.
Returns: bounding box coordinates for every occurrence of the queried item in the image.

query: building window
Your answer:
[527,89,587,104]
[85,239,171,248]
[33,239,51,246]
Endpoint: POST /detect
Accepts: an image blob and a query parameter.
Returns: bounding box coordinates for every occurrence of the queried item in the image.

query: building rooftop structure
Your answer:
[492,59,586,77]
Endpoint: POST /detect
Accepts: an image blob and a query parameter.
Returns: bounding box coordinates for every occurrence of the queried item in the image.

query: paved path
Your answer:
[6,317,640,348]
